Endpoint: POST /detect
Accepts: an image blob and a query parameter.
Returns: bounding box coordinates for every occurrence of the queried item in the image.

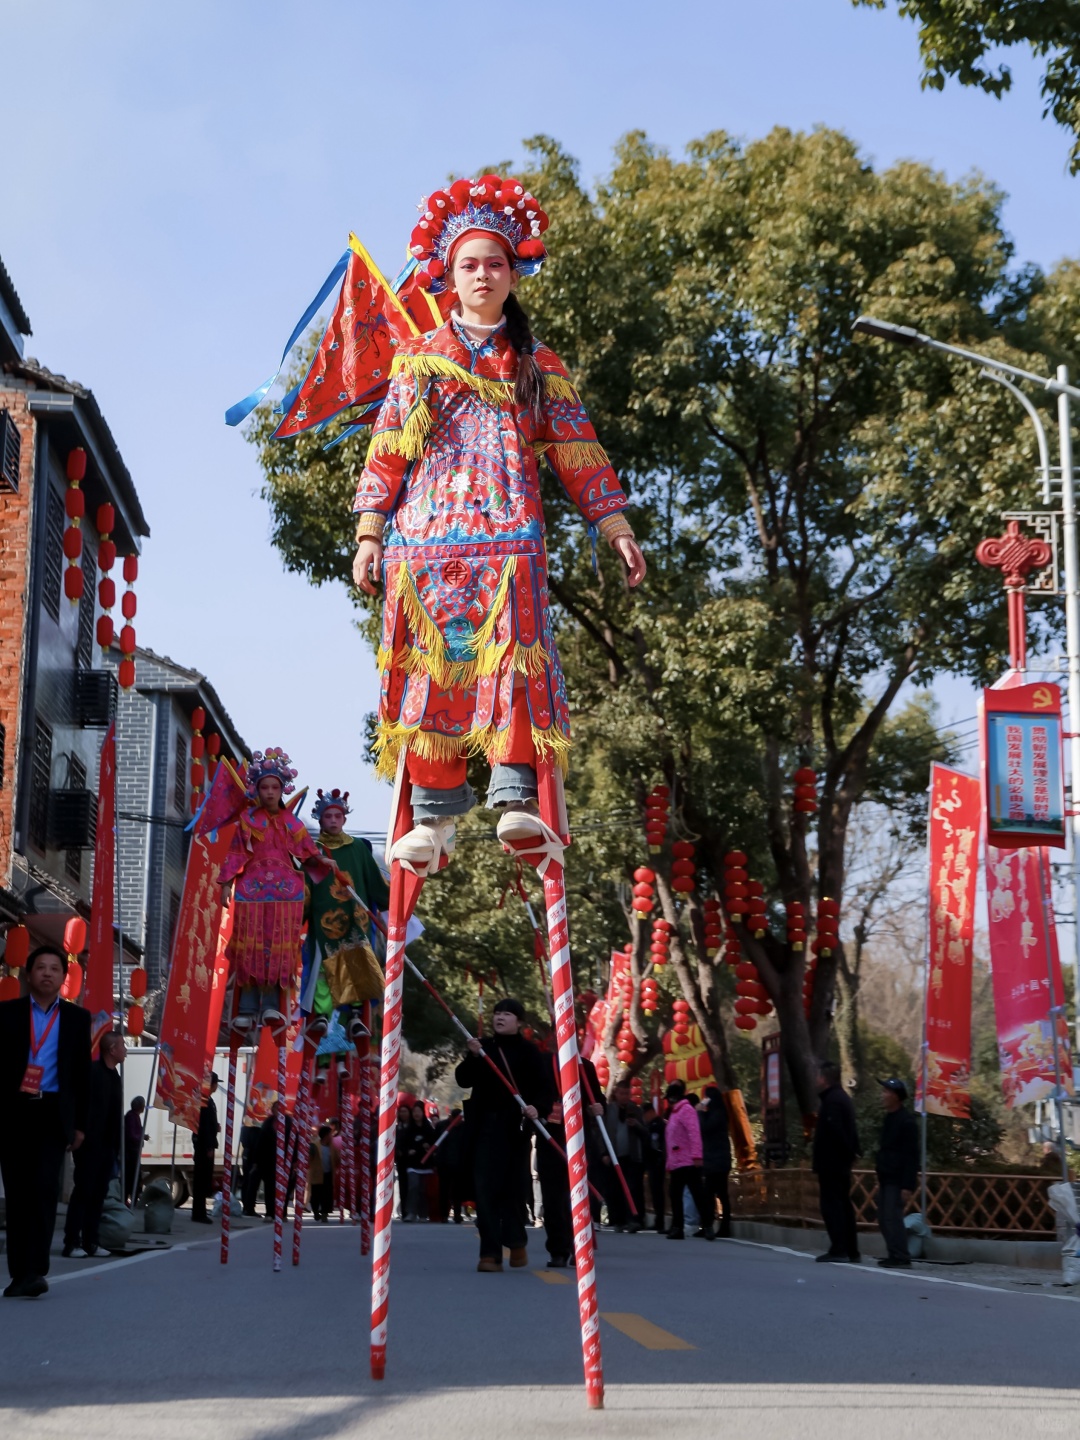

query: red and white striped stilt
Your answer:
[535,760,604,1409]
[219,1037,239,1266]
[358,1003,373,1256]
[370,770,425,1381]
[291,1039,316,1266]
[272,1035,288,1273]
[344,1056,360,1224]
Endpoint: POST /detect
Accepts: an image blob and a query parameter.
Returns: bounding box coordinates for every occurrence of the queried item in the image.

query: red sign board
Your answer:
[981,683,1066,849]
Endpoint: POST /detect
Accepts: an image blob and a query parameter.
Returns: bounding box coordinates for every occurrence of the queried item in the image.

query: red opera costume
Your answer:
[220,805,331,988]
[356,324,630,792]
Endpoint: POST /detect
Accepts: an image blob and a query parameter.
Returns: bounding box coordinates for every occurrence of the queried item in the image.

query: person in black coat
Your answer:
[454,997,552,1272]
[0,946,92,1296]
[643,1104,667,1232]
[255,1101,293,1219]
[875,1077,919,1268]
[434,1108,465,1223]
[63,1030,125,1257]
[812,1060,862,1263]
[190,1072,220,1223]
[699,1086,733,1238]
[535,1046,602,1267]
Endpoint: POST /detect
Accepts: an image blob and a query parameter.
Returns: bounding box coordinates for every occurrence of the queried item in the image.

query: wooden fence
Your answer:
[730,1167,1057,1239]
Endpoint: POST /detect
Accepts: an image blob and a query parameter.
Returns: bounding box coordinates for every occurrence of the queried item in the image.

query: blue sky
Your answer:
[3,0,1076,834]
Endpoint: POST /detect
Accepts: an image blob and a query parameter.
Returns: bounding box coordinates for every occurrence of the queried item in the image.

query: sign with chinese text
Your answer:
[983,683,1066,849]
[920,764,980,1119]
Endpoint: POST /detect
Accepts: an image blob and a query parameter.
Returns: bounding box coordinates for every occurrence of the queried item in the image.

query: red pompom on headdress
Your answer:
[312,787,351,823]
[409,174,550,294]
[246,747,298,797]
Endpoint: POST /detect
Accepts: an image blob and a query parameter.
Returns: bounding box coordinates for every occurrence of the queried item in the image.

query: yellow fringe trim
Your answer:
[536,440,610,469]
[469,555,517,657]
[373,719,570,782]
[367,393,433,461]
[390,352,579,409]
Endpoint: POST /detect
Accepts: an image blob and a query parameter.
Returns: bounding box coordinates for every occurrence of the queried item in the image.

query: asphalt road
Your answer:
[2,1219,1078,1439]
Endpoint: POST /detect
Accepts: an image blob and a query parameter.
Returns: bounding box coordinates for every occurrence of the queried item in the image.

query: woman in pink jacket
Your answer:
[664,1082,713,1240]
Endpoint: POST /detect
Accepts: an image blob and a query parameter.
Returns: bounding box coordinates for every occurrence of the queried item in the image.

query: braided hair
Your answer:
[503,292,546,422]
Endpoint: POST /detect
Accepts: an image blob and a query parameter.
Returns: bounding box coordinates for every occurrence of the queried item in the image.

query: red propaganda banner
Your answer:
[155,824,234,1132]
[204,904,233,1058]
[85,722,116,1050]
[982,682,1066,849]
[985,845,1074,1108]
[921,764,980,1118]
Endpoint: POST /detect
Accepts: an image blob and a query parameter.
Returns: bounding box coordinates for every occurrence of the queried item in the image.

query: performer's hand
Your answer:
[353,540,383,595]
[612,535,646,589]
[467,1038,482,1055]
[588,1103,604,1118]
[523,1105,538,1121]
[70,1130,84,1153]
[220,883,232,908]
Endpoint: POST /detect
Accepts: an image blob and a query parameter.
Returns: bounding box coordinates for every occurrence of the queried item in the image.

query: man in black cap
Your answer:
[812,1060,861,1263]
[190,1071,220,1224]
[875,1077,918,1268]
[454,997,551,1272]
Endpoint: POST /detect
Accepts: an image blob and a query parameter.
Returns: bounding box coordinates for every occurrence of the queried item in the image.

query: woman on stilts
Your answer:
[351,174,646,868]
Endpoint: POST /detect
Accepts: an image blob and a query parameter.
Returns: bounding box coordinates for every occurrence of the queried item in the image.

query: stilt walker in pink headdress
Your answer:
[227,172,645,1409]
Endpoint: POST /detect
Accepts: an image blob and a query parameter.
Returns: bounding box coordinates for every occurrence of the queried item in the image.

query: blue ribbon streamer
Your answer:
[224,250,350,427]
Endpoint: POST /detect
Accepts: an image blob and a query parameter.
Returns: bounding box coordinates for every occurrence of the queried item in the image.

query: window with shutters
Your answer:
[41,483,65,623]
[0,410,20,493]
[168,888,182,956]
[77,539,96,668]
[28,717,53,851]
[65,756,87,880]
[173,732,187,813]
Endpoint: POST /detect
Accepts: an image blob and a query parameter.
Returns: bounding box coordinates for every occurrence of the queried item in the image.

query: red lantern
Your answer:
[4,924,30,968]
[672,840,695,860]
[63,567,83,601]
[96,616,114,649]
[190,734,206,759]
[118,658,135,690]
[119,625,136,655]
[60,962,83,1000]
[66,448,87,483]
[63,527,83,560]
[121,590,137,619]
[735,1015,757,1032]
[99,577,116,609]
[734,997,758,1015]
[126,1005,145,1038]
[123,554,138,583]
[207,733,221,756]
[64,917,88,954]
[96,503,115,534]
[0,975,20,1002]
[129,967,148,999]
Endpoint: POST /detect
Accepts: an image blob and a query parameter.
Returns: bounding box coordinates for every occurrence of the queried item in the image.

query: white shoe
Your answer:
[496,808,565,877]
[388,818,456,876]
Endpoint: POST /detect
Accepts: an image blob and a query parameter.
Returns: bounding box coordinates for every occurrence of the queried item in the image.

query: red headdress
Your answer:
[409,174,550,294]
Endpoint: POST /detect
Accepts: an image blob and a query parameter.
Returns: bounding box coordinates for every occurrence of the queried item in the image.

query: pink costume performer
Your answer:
[219,748,333,1031]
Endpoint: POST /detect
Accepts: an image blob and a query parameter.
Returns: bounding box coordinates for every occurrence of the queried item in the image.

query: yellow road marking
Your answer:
[533,1269,572,1284]
[600,1312,695,1350]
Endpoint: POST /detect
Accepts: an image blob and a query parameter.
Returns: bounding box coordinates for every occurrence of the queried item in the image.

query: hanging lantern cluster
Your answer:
[724,924,741,968]
[616,1017,635,1066]
[96,504,117,655]
[786,901,806,951]
[0,923,27,1001]
[672,996,691,1044]
[629,1076,644,1104]
[118,553,138,690]
[595,1053,611,1089]
[734,956,773,1032]
[671,839,696,895]
[814,897,840,957]
[632,865,656,918]
[745,881,768,937]
[644,783,670,853]
[793,765,818,816]
[641,975,658,1015]
[650,918,671,967]
[63,448,87,603]
[190,706,207,814]
[60,917,87,1001]
[702,896,722,956]
[723,850,748,922]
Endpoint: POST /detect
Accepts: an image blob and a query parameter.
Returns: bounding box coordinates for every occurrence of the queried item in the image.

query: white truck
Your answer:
[123,1045,257,1205]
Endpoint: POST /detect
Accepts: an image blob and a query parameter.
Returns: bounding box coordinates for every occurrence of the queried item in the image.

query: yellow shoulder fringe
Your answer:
[533,440,612,469]
[375,559,550,693]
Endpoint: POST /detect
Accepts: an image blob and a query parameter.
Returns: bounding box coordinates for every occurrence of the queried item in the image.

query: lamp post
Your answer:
[854,317,1080,1066]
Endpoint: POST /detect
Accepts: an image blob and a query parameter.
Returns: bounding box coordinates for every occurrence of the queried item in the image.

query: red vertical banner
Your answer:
[985,845,1074,1107]
[921,764,981,1118]
[155,824,234,1131]
[86,722,116,1048]
[204,904,233,1059]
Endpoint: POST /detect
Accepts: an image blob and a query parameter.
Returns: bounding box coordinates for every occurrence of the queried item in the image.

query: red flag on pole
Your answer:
[86,722,116,1051]
[920,764,980,1118]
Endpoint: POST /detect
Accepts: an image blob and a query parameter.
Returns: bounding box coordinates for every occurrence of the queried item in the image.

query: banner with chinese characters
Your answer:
[985,845,1073,1108]
[983,682,1066,849]
[921,764,980,1118]
[155,825,234,1131]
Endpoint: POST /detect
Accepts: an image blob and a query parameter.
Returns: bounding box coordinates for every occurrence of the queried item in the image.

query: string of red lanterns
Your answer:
[786,900,806,951]
[644,783,670,853]
[650,918,670,967]
[0,922,29,1000]
[96,504,116,655]
[723,850,748,922]
[702,896,722,956]
[671,995,691,1044]
[792,765,818,816]
[118,552,138,690]
[63,448,87,604]
[60,917,87,1001]
[671,839,696,895]
[632,865,656,918]
[641,975,658,1015]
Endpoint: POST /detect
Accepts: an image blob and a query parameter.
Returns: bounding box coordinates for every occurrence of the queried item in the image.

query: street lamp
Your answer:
[853,316,1080,1064]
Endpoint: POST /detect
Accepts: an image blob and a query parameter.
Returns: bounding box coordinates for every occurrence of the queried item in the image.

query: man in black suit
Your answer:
[0,945,92,1297]
[190,1071,220,1223]
[62,1030,126,1257]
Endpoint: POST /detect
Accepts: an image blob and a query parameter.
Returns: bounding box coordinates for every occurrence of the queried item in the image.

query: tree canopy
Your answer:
[854,0,1080,173]
[253,126,1078,1113]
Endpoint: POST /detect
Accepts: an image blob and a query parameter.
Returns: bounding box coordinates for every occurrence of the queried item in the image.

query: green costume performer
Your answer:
[302,789,389,1038]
